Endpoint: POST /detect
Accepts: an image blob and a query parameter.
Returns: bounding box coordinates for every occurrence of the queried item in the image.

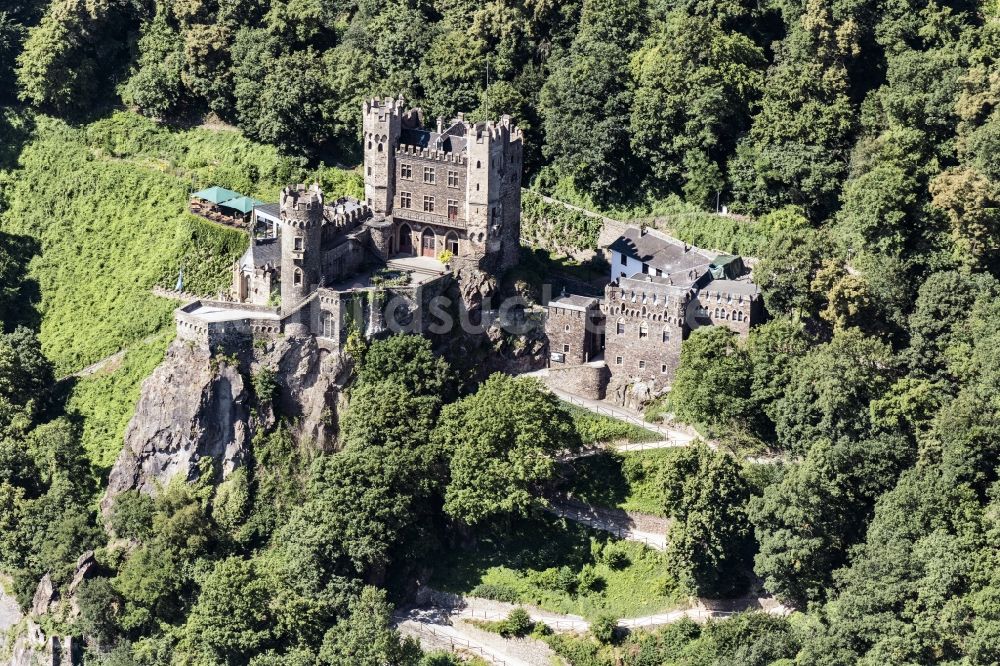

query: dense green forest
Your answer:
[1,0,1000,663]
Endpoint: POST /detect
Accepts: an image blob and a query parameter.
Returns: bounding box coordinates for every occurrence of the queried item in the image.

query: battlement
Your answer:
[364,96,406,120]
[466,115,524,145]
[281,183,324,228]
[395,143,468,164]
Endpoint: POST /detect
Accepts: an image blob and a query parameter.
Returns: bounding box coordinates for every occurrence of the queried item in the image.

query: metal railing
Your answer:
[403,623,509,665]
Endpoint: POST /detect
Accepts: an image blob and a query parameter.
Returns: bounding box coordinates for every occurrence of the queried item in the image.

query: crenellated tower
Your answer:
[363,96,405,214]
[465,115,523,272]
[280,183,323,321]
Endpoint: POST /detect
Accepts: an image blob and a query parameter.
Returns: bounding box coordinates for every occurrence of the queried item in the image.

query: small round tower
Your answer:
[280,184,323,320]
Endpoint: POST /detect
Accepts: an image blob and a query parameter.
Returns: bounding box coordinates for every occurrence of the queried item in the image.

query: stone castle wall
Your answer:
[545,363,609,400]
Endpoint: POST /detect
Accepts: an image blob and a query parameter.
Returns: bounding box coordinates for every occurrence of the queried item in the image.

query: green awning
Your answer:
[191,186,241,204]
[219,196,265,215]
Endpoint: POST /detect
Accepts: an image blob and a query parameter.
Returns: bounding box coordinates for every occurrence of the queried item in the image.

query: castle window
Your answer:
[400,191,412,208]
[737,311,743,321]
[448,170,459,187]
[293,269,302,286]
[445,232,459,254]
[401,163,412,180]
[661,364,668,373]
[564,324,570,332]
[476,160,481,168]
[294,236,303,251]
[423,167,436,184]
[423,196,435,212]
[620,254,627,266]
[563,344,570,353]
[616,320,625,335]
[377,143,383,152]
[639,360,646,369]
[663,329,670,342]
[639,322,648,339]
[367,167,371,176]
[616,356,623,365]
[447,200,459,220]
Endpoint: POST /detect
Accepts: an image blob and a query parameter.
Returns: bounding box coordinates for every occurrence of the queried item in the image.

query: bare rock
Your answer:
[259,336,345,450]
[68,551,97,596]
[10,620,46,666]
[101,341,251,515]
[30,575,54,617]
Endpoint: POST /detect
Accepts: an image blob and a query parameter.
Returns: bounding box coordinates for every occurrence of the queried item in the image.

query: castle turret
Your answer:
[363,97,404,214]
[280,184,323,324]
[465,115,523,272]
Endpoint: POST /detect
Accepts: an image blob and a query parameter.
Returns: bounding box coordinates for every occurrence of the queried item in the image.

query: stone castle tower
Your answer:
[465,115,523,271]
[280,184,323,327]
[363,97,404,215]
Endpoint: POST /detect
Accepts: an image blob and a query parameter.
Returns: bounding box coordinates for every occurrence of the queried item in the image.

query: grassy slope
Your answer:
[65,329,174,473]
[561,402,661,446]
[431,515,683,620]
[562,448,682,517]
[0,111,362,374]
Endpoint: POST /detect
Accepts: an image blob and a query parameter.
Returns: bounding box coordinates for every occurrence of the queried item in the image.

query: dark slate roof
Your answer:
[549,294,600,311]
[702,278,760,298]
[610,227,715,284]
[240,237,280,271]
[399,128,467,154]
[255,203,281,221]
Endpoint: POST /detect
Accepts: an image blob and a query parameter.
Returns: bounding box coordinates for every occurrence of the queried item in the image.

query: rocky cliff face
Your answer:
[101,335,345,515]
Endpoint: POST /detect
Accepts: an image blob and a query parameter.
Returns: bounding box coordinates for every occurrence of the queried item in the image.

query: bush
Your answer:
[599,542,631,570]
[591,614,618,644]
[577,565,606,593]
[111,491,156,542]
[251,367,278,404]
[499,608,533,637]
[532,566,578,593]
[470,583,520,604]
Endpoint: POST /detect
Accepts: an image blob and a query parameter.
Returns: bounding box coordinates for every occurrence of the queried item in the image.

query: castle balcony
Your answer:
[394,209,467,230]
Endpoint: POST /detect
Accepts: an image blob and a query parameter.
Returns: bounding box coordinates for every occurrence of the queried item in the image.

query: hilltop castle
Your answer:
[176,96,524,352]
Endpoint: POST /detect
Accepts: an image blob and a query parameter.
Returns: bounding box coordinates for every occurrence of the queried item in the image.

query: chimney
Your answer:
[437,116,444,134]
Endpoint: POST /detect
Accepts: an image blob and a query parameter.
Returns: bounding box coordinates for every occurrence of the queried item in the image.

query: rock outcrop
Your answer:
[101,341,251,514]
[101,335,346,515]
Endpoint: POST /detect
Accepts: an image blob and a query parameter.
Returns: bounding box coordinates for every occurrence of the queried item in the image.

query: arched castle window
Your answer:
[293,269,303,286]
[377,143,383,152]
[476,160,481,168]
[321,311,334,338]
[714,308,719,317]
[737,311,743,321]
[639,322,648,339]
[446,232,459,254]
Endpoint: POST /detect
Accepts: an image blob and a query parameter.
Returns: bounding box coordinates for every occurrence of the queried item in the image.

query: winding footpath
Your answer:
[395,588,794,665]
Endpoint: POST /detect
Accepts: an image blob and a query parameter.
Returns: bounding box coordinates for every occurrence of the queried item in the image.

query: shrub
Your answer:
[251,367,278,404]
[599,542,631,570]
[577,565,606,593]
[591,614,618,644]
[110,491,156,541]
[499,608,533,637]
[470,583,520,604]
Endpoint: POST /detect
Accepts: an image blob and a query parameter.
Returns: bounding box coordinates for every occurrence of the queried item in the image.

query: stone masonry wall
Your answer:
[545,363,609,400]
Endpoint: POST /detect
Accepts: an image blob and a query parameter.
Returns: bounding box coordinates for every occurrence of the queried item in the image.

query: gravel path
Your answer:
[395,607,556,666]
